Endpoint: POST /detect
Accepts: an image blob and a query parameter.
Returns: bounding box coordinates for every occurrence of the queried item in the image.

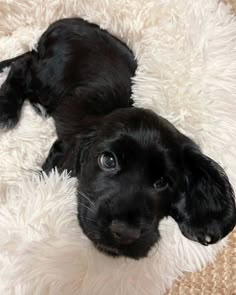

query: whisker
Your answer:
[78,190,95,206]
[80,217,97,223]
[79,203,96,213]
[86,230,100,240]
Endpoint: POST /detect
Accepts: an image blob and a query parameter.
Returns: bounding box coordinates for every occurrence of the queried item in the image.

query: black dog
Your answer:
[0,18,235,259]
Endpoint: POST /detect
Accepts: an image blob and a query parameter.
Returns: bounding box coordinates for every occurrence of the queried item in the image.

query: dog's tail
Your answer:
[0,51,33,129]
[0,52,31,72]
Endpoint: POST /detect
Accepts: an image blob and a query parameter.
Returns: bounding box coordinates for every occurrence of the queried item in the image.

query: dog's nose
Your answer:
[110,220,141,244]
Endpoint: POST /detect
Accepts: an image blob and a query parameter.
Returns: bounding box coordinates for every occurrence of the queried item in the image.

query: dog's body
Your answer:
[0,18,136,140]
[0,18,235,259]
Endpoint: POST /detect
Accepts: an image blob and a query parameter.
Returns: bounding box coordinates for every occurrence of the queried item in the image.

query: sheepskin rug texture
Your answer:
[0,0,235,294]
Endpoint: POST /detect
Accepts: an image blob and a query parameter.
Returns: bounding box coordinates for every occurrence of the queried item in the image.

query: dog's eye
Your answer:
[153,177,168,191]
[98,152,118,171]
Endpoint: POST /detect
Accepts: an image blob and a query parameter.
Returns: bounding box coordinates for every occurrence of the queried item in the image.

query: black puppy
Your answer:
[0,18,235,259]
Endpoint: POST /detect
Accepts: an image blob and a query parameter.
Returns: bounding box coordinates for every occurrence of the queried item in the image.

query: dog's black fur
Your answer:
[0,18,235,259]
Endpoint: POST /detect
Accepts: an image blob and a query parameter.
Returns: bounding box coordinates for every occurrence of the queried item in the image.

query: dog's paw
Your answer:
[31,103,49,118]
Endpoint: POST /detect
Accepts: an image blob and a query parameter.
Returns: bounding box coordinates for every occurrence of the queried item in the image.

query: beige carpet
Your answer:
[230,0,236,11]
[167,231,236,294]
[168,1,236,294]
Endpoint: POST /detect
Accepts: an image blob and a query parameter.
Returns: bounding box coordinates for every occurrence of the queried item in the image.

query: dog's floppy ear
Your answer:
[170,144,236,245]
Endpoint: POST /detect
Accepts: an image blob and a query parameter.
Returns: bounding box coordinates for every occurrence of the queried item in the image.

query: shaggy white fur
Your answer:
[0,0,235,294]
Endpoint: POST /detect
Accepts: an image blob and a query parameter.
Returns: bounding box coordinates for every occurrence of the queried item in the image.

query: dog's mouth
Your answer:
[91,229,159,259]
[96,244,120,256]
[78,201,160,259]
[80,218,157,258]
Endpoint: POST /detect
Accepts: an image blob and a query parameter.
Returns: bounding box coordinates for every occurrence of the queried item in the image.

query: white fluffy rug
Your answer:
[0,0,236,294]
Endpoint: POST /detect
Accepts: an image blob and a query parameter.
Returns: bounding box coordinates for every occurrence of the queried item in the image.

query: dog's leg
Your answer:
[41,139,75,175]
[0,52,32,129]
[42,138,80,176]
[42,140,66,173]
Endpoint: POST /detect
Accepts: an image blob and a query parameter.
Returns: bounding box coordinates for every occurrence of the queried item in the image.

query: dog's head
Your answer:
[70,108,235,259]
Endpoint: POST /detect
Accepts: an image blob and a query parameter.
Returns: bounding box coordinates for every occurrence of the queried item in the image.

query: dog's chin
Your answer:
[96,244,121,257]
[95,242,157,259]
[78,216,160,259]
[78,200,160,259]
[86,228,159,259]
